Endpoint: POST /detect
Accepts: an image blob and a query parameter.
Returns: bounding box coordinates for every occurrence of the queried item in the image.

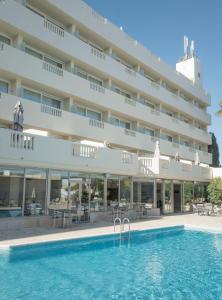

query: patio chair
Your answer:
[191,204,198,214]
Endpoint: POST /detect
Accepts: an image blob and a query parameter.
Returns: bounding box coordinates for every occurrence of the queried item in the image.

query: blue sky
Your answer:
[85,0,222,164]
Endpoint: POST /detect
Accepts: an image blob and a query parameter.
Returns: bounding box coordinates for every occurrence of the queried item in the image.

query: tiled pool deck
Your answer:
[1,213,222,248]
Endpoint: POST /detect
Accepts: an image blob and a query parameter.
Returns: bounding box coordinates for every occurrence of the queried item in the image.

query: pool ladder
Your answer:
[114,217,131,239]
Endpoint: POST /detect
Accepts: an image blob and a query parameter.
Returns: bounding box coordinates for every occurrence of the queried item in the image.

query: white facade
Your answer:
[0,0,213,216]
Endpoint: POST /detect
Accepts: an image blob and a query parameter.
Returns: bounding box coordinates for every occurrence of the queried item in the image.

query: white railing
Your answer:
[73,144,97,159]
[125,67,136,77]
[89,119,104,129]
[41,104,62,117]
[161,161,169,169]
[42,61,63,76]
[43,19,64,37]
[90,47,105,60]
[122,152,133,164]
[10,131,34,150]
[90,82,105,94]
[172,117,179,123]
[124,97,136,106]
[139,158,153,175]
[124,129,136,137]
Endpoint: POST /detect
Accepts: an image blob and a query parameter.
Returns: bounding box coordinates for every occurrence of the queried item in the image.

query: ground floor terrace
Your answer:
[0,213,222,248]
[0,165,208,220]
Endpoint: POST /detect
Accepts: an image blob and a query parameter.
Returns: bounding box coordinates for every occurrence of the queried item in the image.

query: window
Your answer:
[88,76,103,86]
[25,47,43,60]
[76,106,86,117]
[0,34,10,45]
[0,80,8,93]
[87,109,101,121]
[161,133,173,142]
[141,127,155,137]
[111,116,130,129]
[23,88,41,103]
[44,56,63,69]
[42,95,61,109]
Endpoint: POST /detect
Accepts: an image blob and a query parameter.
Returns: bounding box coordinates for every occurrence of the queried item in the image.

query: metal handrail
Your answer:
[114,217,121,233]
[122,218,131,234]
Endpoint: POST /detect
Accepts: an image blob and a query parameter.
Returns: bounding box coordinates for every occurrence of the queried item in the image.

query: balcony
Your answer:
[0,0,211,111]
[0,43,211,146]
[44,0,211,105]
[139,157,212,181]
[0,92,212,164]
[0,128,138,175]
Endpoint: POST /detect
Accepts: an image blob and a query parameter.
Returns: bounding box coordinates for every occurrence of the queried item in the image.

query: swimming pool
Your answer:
[1,226,222,300]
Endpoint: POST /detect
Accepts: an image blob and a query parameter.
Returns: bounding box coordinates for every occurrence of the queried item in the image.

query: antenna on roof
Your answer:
[184,35,188,60]
[190,40,195,57]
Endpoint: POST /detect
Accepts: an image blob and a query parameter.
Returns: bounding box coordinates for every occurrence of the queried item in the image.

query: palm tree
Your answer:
[216,100,222,117]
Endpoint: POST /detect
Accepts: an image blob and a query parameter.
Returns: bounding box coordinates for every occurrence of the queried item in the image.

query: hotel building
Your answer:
[0,0,212,219]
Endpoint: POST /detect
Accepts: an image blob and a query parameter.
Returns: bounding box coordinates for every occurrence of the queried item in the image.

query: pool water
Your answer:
[1,226,222,300]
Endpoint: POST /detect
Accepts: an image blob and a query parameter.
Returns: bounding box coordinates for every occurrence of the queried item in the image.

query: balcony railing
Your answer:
[42,61,63,76]
[73,143,97,159]
[122,152,133,164]
[41,104,62,117]
[43,19,64,38]
[139,158,154,175]
[90,82,105,94]
[125,129,136,137]
[89,119,105,129]
[10,131,34,150]
[90,47,105,60]
[125,97,136,106]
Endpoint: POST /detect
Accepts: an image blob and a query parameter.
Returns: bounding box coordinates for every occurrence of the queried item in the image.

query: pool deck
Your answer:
[1,213,222,248]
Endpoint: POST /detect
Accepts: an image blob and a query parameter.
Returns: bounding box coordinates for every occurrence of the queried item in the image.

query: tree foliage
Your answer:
[216,100,222,117]
[209,132,220,167]
[207,177,222,205]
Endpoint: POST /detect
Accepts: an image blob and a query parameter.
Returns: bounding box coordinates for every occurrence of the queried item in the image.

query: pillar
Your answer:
[104,174,108,211]
[171,180,174,213]
[130,177,133,208]
[13,34,23,49]
[153,179,157,208]
[46,169,51,215]
[22,168,26,216]
[162,180,165,214]
[11,79,22,97]
[138,182,141,204]
[66,60,75,73]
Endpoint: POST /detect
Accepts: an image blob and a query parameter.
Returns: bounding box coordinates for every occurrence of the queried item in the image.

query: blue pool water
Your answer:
[1,226,222,300]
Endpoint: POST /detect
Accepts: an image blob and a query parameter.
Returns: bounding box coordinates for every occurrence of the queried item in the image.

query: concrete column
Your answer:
[130,177,133,207]
[162,180,165,214]
[13,34,23,49]
[153,179,157,208]
[181,182,184,212]
[66,60,75,73]
[63,96,74,112]
[102,111,111,123]
[138,182,141,204]
[46,169,51,215]
[104,78,112,89]
[22,169,26,216]
[11,79,22,97]
[104,174,108,211]
[105,48,113,56]
[67,24,77,35]
[171,181,174,213]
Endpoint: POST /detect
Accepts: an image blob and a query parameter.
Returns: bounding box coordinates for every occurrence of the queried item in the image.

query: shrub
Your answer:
[207,177,222,205]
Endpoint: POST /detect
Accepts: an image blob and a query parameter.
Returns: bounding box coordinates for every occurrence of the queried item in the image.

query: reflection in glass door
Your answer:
[69,179,82,209]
